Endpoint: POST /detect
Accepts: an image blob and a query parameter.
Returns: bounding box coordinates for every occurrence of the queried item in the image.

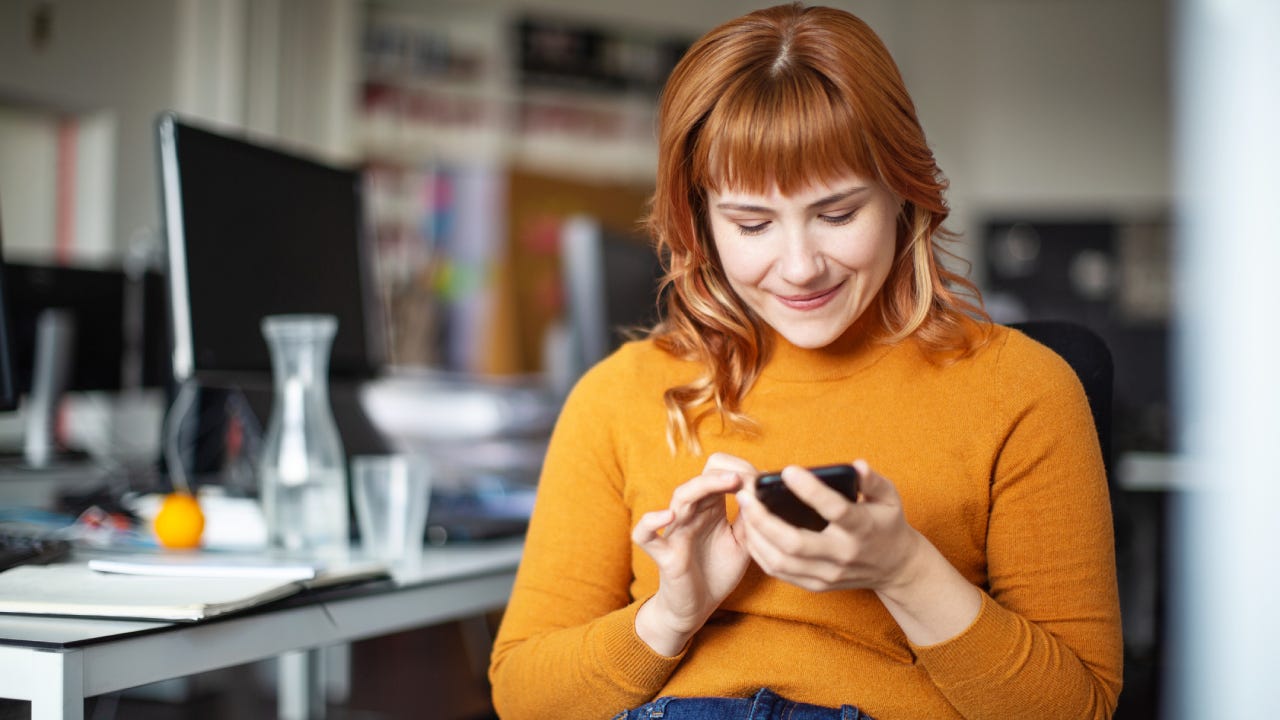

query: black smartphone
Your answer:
[754,463,860,531]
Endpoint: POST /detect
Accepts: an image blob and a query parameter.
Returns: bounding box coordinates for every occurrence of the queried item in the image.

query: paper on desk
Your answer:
[87,555,318,580]
[0,564,302,622]
[86,554,388,587]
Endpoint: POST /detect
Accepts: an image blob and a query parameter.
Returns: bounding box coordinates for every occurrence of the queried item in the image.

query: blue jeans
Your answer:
[614,688,874,720]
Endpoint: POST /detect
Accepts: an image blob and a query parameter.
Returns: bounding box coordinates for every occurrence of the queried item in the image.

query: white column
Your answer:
[1172,0,1280,716]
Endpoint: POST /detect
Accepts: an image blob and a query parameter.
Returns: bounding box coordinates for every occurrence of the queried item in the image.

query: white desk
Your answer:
[0,539,522,720]
[1117,451,1188,492]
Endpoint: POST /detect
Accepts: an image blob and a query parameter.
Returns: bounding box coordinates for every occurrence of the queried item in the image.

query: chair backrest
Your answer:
[1009,320,1115,481]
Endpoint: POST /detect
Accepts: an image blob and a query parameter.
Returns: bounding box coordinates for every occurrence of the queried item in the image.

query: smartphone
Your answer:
[754,463,860,531]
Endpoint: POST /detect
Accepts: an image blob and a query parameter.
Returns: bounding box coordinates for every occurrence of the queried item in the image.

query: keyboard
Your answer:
[0,530,72,572]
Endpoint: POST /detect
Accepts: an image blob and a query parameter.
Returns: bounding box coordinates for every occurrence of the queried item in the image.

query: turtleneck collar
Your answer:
[760,311,896,382]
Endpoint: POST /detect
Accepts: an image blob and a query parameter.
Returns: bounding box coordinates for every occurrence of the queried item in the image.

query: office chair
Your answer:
[1008,320,1114,480]
[1008,321,1162,719]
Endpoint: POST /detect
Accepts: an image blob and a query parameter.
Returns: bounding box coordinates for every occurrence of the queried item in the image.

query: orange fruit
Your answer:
[154,492,205,549]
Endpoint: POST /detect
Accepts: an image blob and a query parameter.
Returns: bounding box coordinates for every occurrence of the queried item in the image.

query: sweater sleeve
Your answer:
[489,356,682,717]
[911,332,1124,719]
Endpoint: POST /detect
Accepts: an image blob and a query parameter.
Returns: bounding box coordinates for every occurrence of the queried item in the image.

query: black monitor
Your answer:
[0,201,19,412]
[157,113,384,384]
[2,263,168,395]
[0,260,168,467]
[558,215,664,392]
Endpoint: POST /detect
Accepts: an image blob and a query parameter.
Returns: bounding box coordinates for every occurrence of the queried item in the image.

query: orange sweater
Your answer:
[490,324,1123,719]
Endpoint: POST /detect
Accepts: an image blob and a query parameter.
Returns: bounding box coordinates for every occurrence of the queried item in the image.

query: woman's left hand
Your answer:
[734,460,922,592]
[736,459,982,644]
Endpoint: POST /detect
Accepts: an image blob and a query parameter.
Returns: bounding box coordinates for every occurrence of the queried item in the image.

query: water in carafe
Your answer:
[258,315,349,558]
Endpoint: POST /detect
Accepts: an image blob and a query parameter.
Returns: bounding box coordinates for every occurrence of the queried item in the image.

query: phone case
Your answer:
[754,463,859,531]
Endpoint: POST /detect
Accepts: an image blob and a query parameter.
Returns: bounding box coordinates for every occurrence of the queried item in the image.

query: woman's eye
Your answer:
[737,222,770,236]
[820,211,856,226]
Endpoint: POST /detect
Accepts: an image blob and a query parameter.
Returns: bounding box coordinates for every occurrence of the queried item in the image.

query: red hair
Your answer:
[646,3,987,453]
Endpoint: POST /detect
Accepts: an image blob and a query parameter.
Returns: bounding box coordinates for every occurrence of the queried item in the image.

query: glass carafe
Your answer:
[258,314,349,558]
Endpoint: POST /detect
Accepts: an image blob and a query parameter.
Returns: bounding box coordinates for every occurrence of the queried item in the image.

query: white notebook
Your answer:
[0,555,388,622]
[0,564,303,622]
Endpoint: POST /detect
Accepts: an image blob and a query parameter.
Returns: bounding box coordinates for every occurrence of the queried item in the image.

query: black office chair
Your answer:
[1007,321,1162,718]
[1009,320,1114,480]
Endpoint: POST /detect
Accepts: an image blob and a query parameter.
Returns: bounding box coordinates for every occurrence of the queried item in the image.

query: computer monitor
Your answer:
[157,113,384,384]
[0,201,19,412]
[0,260,168,466]
[2,263,168,395]
[559,215,664,388]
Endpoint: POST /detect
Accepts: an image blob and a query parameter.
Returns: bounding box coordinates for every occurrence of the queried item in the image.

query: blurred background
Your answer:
[0,0,1181,718]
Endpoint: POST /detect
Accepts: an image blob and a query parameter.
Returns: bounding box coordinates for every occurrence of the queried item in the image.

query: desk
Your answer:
[0,539,522,720]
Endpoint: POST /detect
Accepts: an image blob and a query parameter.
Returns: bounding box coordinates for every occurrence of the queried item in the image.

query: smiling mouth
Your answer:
[776,282,844,310]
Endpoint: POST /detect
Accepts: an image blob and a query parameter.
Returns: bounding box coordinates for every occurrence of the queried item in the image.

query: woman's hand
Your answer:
[632,452,755,656]
[735,460,982,645]
[735,460,917,591]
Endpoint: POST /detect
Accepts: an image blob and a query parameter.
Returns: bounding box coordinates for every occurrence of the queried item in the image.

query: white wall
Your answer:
[0,0,181,261]
[0,105,59,258]
[894,0,1171,267]
[962,0,1171,212]
[0,0,362,262]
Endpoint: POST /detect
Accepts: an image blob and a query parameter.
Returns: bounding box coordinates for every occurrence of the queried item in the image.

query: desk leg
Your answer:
[279,649,325,720]
[30,650,84,720]
[324,643,350,704]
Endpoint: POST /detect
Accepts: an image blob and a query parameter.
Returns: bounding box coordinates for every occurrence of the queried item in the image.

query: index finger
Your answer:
[703,451,758,477]
[667,469,744,524]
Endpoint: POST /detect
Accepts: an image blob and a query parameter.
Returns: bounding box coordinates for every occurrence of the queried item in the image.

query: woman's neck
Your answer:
[761,312,893,382]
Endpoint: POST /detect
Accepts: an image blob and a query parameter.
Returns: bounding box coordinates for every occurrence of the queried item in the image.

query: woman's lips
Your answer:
[775,282,843,310]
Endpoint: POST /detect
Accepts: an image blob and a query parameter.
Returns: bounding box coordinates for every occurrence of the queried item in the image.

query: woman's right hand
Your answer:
[631,452,756,656]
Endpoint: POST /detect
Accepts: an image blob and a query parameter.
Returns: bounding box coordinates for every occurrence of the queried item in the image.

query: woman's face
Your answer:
[707,172,901,349]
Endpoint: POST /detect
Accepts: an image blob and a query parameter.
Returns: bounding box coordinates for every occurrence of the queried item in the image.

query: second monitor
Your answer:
[157,113,385,385]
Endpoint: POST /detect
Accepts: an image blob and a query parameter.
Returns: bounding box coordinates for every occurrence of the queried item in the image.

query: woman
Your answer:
[489,4,1123,719]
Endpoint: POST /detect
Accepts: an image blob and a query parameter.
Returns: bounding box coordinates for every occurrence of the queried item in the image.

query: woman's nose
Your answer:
[777,228,825,286]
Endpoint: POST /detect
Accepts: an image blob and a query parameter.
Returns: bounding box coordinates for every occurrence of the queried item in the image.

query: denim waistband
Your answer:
[615,688,873,720]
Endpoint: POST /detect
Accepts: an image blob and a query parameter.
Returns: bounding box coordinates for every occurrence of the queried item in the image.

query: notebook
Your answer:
[0,557,387,622]
[0,564,301,622]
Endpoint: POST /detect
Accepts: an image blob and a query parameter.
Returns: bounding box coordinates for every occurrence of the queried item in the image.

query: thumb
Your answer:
[632,508,675,545]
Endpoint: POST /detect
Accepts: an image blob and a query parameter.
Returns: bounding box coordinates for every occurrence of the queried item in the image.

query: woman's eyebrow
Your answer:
[714,200,774,213]
[807,186,870,209]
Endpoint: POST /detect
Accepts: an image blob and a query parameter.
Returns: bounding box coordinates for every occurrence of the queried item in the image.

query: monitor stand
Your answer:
[22,309,82,468]
[0,310,103,502]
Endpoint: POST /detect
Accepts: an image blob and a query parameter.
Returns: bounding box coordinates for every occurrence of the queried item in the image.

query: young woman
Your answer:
[489,5,1123,719]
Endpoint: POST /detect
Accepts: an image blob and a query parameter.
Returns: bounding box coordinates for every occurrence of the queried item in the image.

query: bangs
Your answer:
[690,67,878,195]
